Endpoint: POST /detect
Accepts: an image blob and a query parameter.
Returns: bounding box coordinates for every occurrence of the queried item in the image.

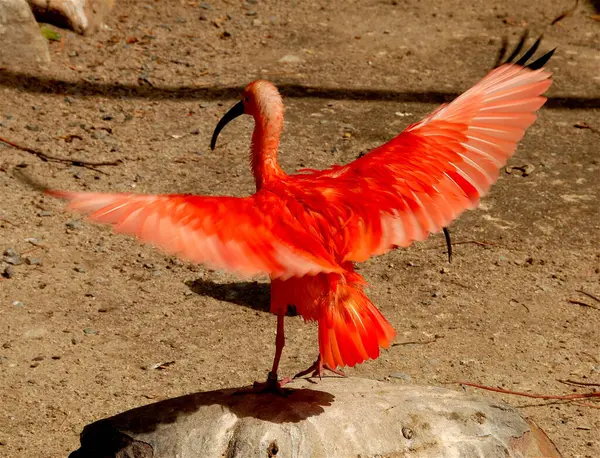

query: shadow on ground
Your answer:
[185,279,299,316]
[0,70,598,108]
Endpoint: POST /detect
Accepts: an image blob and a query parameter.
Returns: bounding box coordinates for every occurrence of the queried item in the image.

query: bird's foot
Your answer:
[236,372,292,396]
[294,356,345,380]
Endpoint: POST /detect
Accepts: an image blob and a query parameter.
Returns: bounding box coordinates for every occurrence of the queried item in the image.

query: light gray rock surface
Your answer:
[27,0,114,35]
[70,377,562,458]
[0,0,50,68]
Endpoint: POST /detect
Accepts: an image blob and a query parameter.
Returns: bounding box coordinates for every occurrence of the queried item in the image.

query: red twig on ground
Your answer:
[457,381,600,403]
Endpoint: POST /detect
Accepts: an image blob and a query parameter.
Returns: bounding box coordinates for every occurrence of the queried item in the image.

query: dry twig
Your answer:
[457,381,600,405]
[0,135,122,172]
[576,289,600,303]
[568,298,600,310]
[551,0,579,25]
[392,335,443,347]
[557,379,600,388]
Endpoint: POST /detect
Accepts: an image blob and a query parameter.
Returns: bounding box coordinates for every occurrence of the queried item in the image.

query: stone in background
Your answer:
[0,0,50,69]
[27,0,115,35]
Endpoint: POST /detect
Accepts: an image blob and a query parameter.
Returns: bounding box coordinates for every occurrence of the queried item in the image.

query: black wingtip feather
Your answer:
[503,30,529,66]
[527,48,556,70]
[515,36,542,66]
[499,32,555,70]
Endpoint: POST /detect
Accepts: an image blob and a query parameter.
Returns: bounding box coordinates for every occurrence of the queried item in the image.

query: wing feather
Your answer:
[296,58,551,262]
[47,190,342,279]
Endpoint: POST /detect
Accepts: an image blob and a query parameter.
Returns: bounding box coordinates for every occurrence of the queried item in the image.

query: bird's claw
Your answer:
[294,356,345,380]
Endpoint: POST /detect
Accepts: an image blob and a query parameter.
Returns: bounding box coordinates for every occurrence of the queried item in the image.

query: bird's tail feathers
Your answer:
[319,278,396,369]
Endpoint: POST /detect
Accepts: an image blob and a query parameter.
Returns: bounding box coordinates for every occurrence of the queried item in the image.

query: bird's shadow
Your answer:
[185,278,298,316]
[69,385,335,457]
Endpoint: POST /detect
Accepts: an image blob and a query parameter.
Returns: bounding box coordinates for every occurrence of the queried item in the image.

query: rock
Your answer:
[27,0,116,35]
[68,377,561,458]
[3,248,22,265]
[278,54,303,64]
[2,266,15,278]
[0,0,50,69]
[66,220,82,230]
[389,371,413,382]
[24,256,41,265]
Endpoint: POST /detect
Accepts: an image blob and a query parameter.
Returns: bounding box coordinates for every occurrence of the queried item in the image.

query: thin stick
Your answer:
[577,289,600,303]
[551,0,579,26]
[457,381,600,401]
[434,240,501,250]
[0,135,122,170]
[392,335,443,347]
[568,298,599,310]
[558,379,600,388]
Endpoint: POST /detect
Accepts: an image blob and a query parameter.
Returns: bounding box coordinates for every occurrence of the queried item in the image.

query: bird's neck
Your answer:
[250,112,285,190]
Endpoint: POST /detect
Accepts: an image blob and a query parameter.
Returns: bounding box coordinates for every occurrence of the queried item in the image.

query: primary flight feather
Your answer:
[44,40,554,390]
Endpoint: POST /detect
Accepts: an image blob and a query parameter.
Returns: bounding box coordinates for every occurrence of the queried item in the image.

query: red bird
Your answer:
[44,42,553,391]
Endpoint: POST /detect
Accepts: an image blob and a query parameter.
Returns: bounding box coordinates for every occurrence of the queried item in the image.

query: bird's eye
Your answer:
[244,96,250,103]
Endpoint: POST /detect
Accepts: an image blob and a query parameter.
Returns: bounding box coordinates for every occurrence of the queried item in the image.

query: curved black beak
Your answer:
[210,100,245,150]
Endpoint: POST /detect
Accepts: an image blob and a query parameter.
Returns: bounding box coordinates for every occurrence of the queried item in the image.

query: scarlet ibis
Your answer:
[38,40,553,391]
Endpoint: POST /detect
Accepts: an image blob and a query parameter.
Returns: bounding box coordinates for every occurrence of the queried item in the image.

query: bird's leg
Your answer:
[294,354,345,380]
[250,314,292,394]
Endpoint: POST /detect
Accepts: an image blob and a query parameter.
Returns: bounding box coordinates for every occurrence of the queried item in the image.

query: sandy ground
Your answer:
[0,0,599,457]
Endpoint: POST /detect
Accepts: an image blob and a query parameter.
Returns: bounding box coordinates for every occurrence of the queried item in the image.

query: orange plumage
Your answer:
[45,43,553,389]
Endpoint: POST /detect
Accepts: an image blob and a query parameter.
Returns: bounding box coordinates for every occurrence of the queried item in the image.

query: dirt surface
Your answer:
[0,1,599,457]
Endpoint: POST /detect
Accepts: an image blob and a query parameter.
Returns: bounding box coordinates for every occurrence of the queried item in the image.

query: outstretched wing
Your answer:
[300,43,554,263]
[47,189,342,279]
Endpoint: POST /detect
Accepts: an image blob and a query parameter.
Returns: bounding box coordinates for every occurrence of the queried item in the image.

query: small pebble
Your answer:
[389,372,413,382]
[32,356,44,362]
[278,54,303,64]
[12,301,24,307]
[4,248,18,257]
[38,210,53,217]
[432,291,442,298]
[2,266,14,279]
[25,124,40,132]
[199,2,212,9]
[74,266,86,273]
[24,257,41,266]
[3,248,21,265]
[246,10,257,16]
[83,328,98,335]
[65,220,82,230]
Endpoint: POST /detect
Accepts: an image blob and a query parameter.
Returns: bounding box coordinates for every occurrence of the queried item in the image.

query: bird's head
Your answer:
[210,80,283,150]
